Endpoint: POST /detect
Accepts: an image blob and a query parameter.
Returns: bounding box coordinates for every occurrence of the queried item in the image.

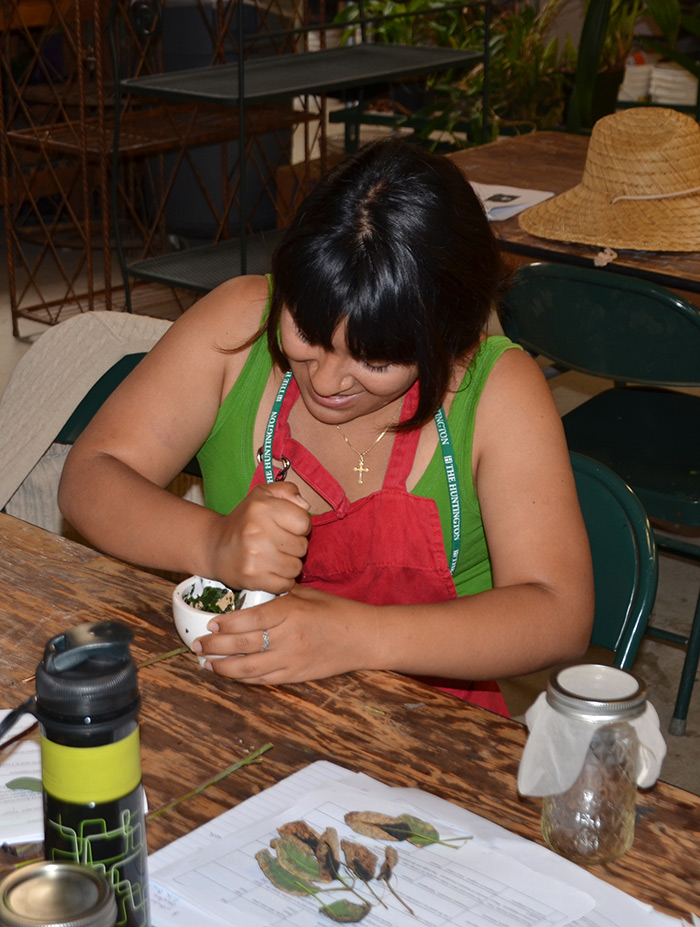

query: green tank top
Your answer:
[197,287,522,597]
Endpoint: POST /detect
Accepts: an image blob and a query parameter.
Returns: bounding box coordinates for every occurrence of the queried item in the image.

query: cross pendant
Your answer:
[354,456,370,485]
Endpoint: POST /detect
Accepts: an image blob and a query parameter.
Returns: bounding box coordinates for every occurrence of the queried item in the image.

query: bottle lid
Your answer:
[546,664,647,722]
[0,862,117,927]
[35,622,140,734]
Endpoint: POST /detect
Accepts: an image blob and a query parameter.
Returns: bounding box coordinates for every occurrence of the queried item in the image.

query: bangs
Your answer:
[276,225,429,367]
[266,136,502,430]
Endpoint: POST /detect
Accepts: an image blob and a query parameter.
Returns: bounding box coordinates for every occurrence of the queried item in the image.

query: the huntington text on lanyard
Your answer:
[261,371,461,575]
[434,405,461,574]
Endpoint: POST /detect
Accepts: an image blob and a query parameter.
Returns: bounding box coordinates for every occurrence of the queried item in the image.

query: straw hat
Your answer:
[519,107,700,252]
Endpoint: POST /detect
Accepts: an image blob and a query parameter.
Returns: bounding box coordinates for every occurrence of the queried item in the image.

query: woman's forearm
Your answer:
[58,449,220,576]
[358,582,592,681]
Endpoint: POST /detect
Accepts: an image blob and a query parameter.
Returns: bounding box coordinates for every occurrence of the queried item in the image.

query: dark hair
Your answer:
[268,137,505,429]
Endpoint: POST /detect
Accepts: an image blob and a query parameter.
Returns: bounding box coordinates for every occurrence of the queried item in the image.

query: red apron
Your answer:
[250,377,509,716]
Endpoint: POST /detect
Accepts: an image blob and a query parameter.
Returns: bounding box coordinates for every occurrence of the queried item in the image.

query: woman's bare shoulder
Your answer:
[163,274,271,348]
[484,342,552,398]
[474,344,565,458]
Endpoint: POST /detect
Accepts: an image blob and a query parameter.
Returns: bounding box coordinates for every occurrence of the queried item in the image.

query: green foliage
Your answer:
[430,0,575,144]
[477,0,574,130]
[569,0,697,129]
[568,0,613,132]
[640,1,700,79]
[594,0,690,70]
[182,584,243,613]
[336,0,574,145]
[335,0,699,148]
[596,0,644,69]
[335,0,485,49]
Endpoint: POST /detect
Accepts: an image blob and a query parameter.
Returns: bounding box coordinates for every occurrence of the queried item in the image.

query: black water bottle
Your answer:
[35,621,150,927]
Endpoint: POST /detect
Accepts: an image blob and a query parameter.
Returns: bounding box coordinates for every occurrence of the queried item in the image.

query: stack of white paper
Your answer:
[0,708,42,844]
[148,761,680,927]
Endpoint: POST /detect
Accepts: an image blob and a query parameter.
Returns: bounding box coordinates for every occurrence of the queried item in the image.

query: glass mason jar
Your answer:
[540,665,646,865]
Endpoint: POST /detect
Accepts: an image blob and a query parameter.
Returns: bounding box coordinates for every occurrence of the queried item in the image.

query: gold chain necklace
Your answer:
[336,407,401,485]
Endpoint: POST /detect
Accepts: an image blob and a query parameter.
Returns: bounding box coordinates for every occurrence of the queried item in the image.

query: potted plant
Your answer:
[567,0,691,131]
[439,0,575,142]
[333,0,576,148]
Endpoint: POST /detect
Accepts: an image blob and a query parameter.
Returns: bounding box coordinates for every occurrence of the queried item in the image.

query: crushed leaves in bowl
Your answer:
[183,585,245,614]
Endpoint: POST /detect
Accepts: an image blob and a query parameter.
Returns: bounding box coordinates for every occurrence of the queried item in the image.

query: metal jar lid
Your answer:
[0,863,117,927]
[546,664,647,722]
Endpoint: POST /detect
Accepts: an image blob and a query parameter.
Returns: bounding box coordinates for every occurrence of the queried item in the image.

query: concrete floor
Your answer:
[2,258,699,798]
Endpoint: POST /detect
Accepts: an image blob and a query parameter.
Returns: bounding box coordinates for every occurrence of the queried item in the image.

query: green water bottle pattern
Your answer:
[35,622,151,927]
[42,729,149,927]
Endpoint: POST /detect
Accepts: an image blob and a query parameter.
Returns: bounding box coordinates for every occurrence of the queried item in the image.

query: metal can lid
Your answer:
[0,863,117,927]
[546,664,647,722]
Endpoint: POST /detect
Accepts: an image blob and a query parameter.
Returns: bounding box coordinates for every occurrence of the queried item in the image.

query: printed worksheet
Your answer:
[0,709,42,843]
[149,763,682,927]
[155,780,595,927]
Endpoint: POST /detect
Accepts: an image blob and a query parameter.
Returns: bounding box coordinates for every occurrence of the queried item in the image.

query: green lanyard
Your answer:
[261,371,461,575]
[434,405,461,574]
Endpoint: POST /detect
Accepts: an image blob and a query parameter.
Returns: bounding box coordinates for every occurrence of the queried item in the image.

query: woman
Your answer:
[58,138,593,713]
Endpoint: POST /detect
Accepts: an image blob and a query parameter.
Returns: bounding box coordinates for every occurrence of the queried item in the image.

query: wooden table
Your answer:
[449,131,700,301]
[1,512,699,920]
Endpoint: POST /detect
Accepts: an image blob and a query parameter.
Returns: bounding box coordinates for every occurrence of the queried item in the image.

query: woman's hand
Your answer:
[192,584,368,684]
[208,483,312,594]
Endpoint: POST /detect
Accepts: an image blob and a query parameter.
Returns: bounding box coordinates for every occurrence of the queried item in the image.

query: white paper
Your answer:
[148,761,356,927]
[155,778,594,927]
[149,762,682,927]
[470,182,555,221]
[383,786,676,927]
[0,708,43,843]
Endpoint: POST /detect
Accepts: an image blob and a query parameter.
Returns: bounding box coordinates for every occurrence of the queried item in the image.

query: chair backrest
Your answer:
[53,351,201,478]
[570,451,658,669]
[499,262,700,387]
[55,353,146,444]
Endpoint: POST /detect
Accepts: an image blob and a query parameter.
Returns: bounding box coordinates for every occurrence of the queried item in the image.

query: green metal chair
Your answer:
[499,261,700,733]
[570,451,658,669]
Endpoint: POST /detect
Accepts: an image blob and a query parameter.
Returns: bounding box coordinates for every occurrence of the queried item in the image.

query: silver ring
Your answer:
[261,629,270,653]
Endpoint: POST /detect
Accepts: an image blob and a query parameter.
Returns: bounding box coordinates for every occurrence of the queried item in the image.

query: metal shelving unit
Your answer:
[0,0,488,332]
[0,0,317,333]
[114,0,489,303]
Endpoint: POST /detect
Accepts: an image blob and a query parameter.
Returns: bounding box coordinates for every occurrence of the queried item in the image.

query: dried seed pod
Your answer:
[316,827,341,881]
[378,845,399,882]
[340,840,378,881]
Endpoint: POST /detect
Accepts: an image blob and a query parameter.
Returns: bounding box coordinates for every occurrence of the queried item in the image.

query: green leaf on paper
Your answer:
[398,813,442,847]
[257,809,468,920]
[319,899,372,923]
[275,834,326,882]
[6,777,42,793]
[255,849,317,897]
